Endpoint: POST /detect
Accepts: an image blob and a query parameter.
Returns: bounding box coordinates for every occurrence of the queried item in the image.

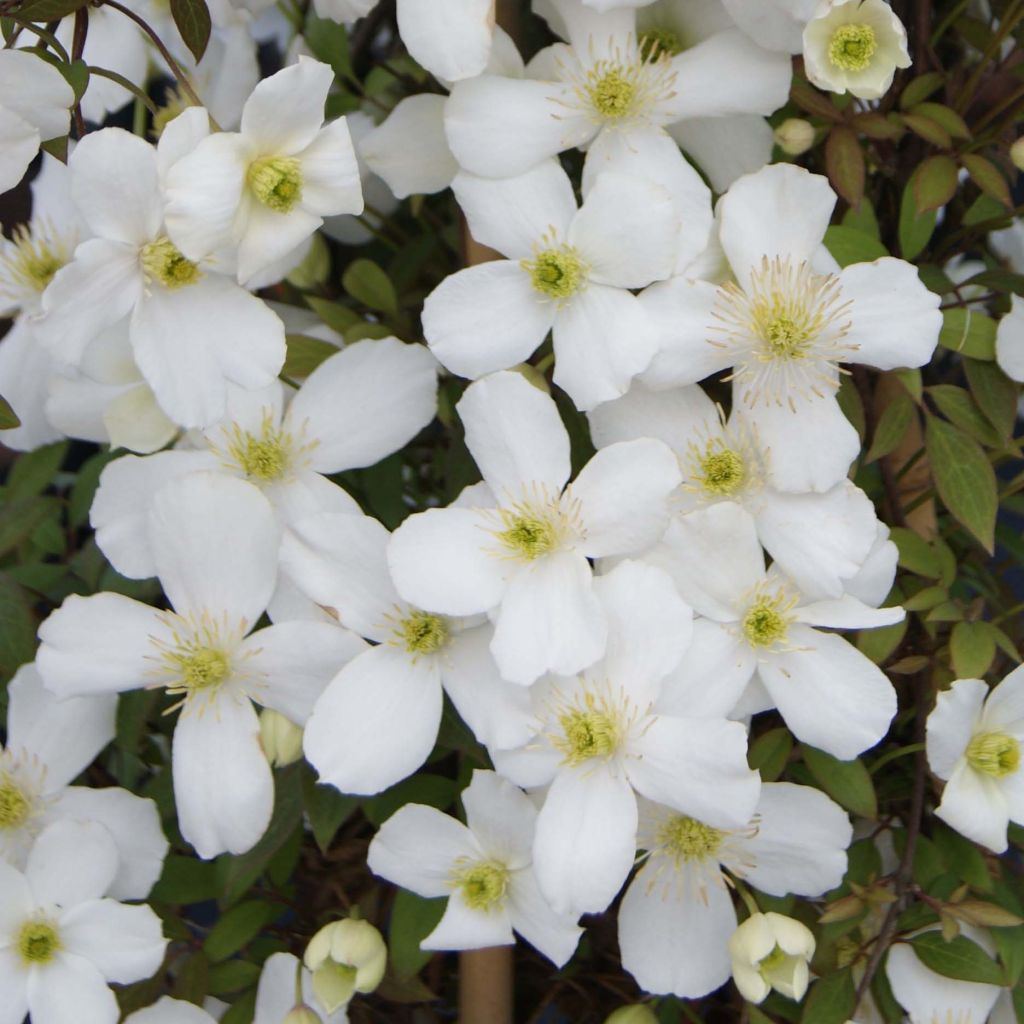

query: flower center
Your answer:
[759,944,789,975]
[0,779,30,829]
[657,815,723,864]
[2,224,69,297]
[742,590,794,650]
[697,446,746,497]
[18,920,60,965]
[965,732,1021,778]
[454,860,510,912]
[398,611,449,657]
[639,28,684,62]
[498,509,561,561]
[556,697,621,766]
[140,237,201,290]
[248,156,303,213]
[828,23,877,71]
[522,246,585,301]
[176,647,231,692]
[589,66,637,119]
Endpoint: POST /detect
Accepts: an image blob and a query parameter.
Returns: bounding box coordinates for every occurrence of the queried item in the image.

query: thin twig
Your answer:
[70,7,86,137]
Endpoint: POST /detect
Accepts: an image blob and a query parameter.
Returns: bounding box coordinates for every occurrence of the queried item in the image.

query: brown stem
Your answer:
[459,947,514,1024]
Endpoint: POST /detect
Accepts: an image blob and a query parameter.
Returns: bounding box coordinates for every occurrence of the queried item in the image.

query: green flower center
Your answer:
[742,595,791,649]
[399,611,449,656]
[522,247,585,300]
[455,860,511,911]
[18,920,60,965]
[499,512,560,561]
[759,944,788,974]
[638,28,684,62]
[0,780,30,829]
[828,23,877,71]
[4,224,68,294]
[966,732,1021,778]
[248,156,303,213]
[657,815,723,864]
[588,67,636,119]
[698,447,746,496]
[140,237,201,290]
[763,314,812,359]
[557,706,620,766]
[171,646,231,694]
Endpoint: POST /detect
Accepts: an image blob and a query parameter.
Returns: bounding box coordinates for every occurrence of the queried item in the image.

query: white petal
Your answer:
[532,766,637,914]
[552,283,659,410]
[288,338,437,473]
[6,663,115,791]
[422,890,514,951]
[794,594,905,630]
[367,803,479,898]
[839,259,942,370]
[0,50,73,140]
[0,107,39,203]
[172,694,273,858]
[887,942,1002,1024]
[36,593,170,698]
[981,664,1024,731]
[926,679,987,782]
[996,295,1024,383]
[453,160,577,261]
[236,202,322,287]
[303,646,443,795]
[59,899,165,982]
[619,861,735,998]
[760,626,897,760]
[102,384,178,455]
[445,75,593,179]
[240,621,368,724]
[360,94,457,199]
[397,0,492,81]
[936,761,1009,853]
[717,164,836,291]
[588,381,717,454]
[297,117,362,218]
[462,770,536,868]
[125,997,215,1024]
[667,114,775,194]
[742,782,852,897]
[0,951,28,1024]
[27,820,119,907]
[720,0,813,52]
[241,57,332,154]
[570,438,680,557]
[25,954,118,1024]
[0,320,62,452]
[459,370,571,499]
[422,262,554,380]
[0,861,33,936]
[506,867,582,968]
[491,550,606,685]
[147,472,279,623]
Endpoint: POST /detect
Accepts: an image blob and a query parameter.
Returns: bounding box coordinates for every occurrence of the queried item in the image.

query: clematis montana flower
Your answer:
[164,58,362,285]
[36,473,366,858]
[387,371,682,685]
[368,770,583,965]
[728,912,815,1004]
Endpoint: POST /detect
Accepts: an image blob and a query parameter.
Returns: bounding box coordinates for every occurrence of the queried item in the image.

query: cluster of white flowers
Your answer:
[4,0,1023,1019]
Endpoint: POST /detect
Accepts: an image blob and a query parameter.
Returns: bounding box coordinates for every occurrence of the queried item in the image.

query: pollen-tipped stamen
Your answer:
[966,732,1021,778]
[140,237,201,290]
[17,920,60,965]
[828,23,877,71]
[657,815,723,865]
[248,156,303,213]
[453,859,511,912]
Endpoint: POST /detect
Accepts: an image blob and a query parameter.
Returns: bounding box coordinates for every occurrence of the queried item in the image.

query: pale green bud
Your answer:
[286,232,331,289]
[604,1005,659,1024]
[774,118,816,156]
[284,1006,322,1024]
[1011,137,1024,173]
[304,918,387,1012]
[259,709,304,767]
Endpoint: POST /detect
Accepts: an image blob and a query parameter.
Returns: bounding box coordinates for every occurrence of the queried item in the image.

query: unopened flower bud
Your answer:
[284,1006,322,1024]
[774,118,816,156]
[259,709,304,767]
[1010,137,1024,173]
[728,912,815,1005]
[304,918,387,1013]
[604,1005,659,1024]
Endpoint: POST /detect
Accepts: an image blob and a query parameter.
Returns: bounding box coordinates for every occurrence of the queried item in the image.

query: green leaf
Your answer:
[857,618,907,665]
[388,890,446,979]
[903,112,952,148]
[208,959,261,995]
[899,184,938,260]
[363,774,458,827]
[9,0,89,19]
[842,197,881,239]
[932,823,994,893]
[5,441,67,499]
[964,357,1019,440]
[927,385,1002,447]
[150,855,220,905]
[343,258,398,316]
[305,296,360,334]
[0,497,61,558]
[900,71,945,109]
[866,393,914,462]
[911,102,970,139]
[748,728,793,782]
[912,155,959,214]
[170,0,211,61]
[925,414,998,552]
[825,126,865,207]
[203,901,280,963]
[950,621,997,678]
[69,449,118,528]
[962,153,1012,208]
[219,987,257,1024]
[909,933,1005,985]
[802,745,877,819]
[172,950,209,1004]
[890,527,940,578]
[938,309,997,360]
[302,770,358,854]
[56,57,89,100]
[0,574,37,682]
[800,967,855,1024]
[303,12,352,81]
[282,333,338,379]
[0,393,19,429]
[823,225,889,268]
[991,925,1024,986]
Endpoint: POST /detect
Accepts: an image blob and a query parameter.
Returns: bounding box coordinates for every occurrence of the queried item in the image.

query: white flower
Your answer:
[996,294,1024,383]
[35,122,287,430]
[926,668,1024,853]
[387,371,682,685]
[0,664,167,900]
[619,783,850,998]
[423,160,678,409]
[491,559,760,915]
[588,380,883,599]
[254,951,348,1024]
[281,508,531,795]
[720,0,819,54]
[164,58,362,285]
[728,911,815,1004]
[304,919,386,1011]
[37,473,367,858]
[89,337,437,580]
[0,50,74,194]
[803,0,911,100]
[649,502,901,757]
[642,163,942,492]
[368,770,583,965]
[0,819,167,1024]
